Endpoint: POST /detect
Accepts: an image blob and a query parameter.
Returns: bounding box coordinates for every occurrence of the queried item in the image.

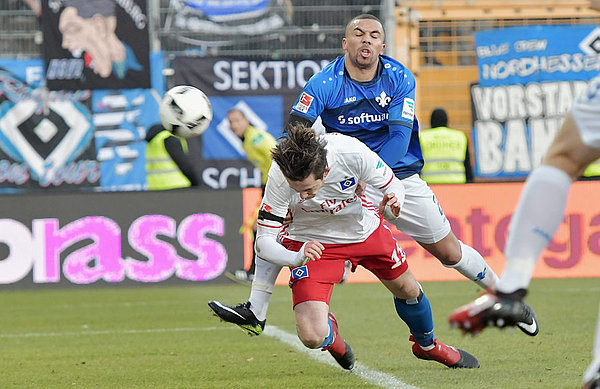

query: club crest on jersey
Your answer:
[295,92,314,113]
[375,91,391,108]
[291,266,309,280]
[339,177,356,190]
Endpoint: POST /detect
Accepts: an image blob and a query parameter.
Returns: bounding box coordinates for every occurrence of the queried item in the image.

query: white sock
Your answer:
[497,165,572,294]
[446,241,499,289]
[248,256,281,321]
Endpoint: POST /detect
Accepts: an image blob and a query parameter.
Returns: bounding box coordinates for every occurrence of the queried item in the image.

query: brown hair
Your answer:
[272,124,328,181]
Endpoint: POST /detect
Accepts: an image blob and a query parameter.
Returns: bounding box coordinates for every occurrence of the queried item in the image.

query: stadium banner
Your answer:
[92,51,166,191]
[172,56,333,160]
[0,65,100,191]
[41,0,150,90]
[265,181,600,285]
[0,189,245,288]
[471,25,600,179]
[0,53,165,192]
[163,0,293,48]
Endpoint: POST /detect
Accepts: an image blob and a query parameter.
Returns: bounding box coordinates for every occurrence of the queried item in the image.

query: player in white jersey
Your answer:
[212,124,479,370]
[449,64,600,387]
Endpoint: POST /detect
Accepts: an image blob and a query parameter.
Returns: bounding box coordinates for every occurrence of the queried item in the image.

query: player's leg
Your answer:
[291,260,354,370]
[359,222,479,368]
[449,114,600,336]
[208,256,281,336]
[379,272,478,369]
[370,176,499,289]
[583,303,600,389]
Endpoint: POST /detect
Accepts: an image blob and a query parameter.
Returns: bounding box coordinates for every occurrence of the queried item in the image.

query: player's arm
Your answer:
[254,172,323,267]
[286,113,314,131]
[164,135,199,186]
[287,77,327,131]
[377,123,413,167]
[378,72,417,166]
[255,209,323,267]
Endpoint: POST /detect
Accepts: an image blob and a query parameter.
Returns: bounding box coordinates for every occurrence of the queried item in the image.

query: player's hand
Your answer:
[379,192,401,218]
[295,240,325,266]
[303,240,324,261]
[355,180,367,196]
[283,210,293,226]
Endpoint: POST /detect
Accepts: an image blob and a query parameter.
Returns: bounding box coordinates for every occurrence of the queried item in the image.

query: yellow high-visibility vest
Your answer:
[243,125,277,185]
[419,127,468,184]
[146,130,191,190]
[583,158,600,178]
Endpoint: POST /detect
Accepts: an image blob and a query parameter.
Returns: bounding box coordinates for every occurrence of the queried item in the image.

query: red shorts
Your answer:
[283,221,408,307]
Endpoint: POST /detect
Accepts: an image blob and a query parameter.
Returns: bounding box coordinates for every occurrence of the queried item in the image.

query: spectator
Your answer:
[227,108,277,281]
[419,108,472,184]
[145,124,198,190]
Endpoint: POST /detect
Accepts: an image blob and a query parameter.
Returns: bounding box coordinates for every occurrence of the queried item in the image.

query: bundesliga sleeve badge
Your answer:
[294,92,314,113]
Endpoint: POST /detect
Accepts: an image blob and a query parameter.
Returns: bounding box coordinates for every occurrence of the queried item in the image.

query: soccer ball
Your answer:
[158,85,213,138]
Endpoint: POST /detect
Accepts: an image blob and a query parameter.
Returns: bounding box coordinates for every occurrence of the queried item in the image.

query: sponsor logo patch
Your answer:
[260,203,272,213]
[294,92,314,113]
[291,265,309,280]
[401,98,415,121]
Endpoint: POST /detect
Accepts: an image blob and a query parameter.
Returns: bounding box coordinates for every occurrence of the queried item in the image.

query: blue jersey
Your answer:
[290,55,423,179]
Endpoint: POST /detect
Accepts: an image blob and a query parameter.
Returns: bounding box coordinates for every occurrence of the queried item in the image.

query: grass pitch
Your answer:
[1,278,598,388]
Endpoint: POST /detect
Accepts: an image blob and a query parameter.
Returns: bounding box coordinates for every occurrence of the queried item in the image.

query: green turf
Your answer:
[1,278,597,388]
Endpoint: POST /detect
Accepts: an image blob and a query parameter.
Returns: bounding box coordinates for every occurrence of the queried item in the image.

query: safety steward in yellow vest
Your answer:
[145,124,199,190]
[583,158,600,178]
[226,108,277,282]
[419,108,473,184]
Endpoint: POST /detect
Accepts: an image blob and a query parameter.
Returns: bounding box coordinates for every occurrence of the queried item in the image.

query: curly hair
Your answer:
[272,124,328,181]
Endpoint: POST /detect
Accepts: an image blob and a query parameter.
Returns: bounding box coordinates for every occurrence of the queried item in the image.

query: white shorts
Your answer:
[572,74,600,150]
[365,174,451,244]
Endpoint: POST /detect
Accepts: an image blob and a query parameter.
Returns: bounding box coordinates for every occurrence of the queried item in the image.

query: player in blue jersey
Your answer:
[209,13,538,342]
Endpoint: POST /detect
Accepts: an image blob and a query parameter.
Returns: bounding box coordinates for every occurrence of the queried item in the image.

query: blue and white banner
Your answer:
[0,53,165,192]
[472,25,599,179]
[0,63,99,191]
[474,25,600,87]
[91,52,165,191]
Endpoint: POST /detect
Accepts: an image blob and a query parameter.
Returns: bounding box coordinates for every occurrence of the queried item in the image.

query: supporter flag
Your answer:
[41,0,150,90]
[0,66,99,190]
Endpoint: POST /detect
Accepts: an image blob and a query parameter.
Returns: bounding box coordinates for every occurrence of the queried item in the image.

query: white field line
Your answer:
[264,325,421,389]
[2,324,420,388]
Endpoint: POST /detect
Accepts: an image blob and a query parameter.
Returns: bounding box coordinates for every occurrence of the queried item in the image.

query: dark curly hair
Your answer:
[272,124,328,181]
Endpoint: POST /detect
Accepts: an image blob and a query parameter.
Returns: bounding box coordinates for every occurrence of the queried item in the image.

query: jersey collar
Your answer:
[343,56,383,87]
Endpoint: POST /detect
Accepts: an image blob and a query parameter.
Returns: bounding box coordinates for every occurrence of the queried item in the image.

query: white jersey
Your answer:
[572,74,600,149]
[258,133,399,244]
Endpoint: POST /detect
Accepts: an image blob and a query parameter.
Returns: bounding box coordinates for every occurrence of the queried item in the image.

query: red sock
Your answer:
[323,314,346,356]
[328,332,346,356]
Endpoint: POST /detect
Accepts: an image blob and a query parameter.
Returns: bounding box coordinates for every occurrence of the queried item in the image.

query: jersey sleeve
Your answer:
[290,76,327,122]
[387,68,416,128]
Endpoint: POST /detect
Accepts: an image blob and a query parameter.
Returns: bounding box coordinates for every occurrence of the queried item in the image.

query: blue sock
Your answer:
[318,317,334,348]
[393,290,435,347]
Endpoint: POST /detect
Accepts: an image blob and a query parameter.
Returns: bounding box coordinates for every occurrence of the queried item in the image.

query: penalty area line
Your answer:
[263,325,420,389]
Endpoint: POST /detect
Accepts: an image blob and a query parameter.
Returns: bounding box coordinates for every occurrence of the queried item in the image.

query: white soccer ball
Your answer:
[158,85,213,138]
